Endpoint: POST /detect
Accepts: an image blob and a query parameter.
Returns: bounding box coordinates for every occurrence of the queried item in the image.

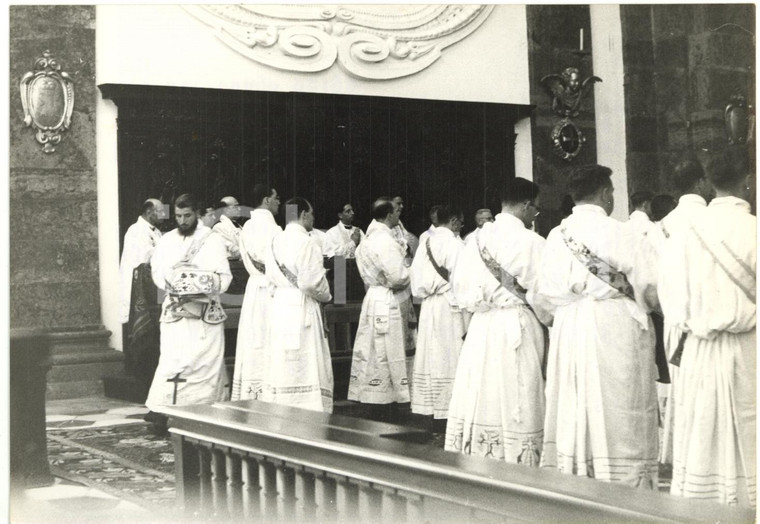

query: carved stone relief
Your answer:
[183,4,494,80]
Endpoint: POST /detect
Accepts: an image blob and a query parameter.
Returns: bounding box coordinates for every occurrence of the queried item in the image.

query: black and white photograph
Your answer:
[6,2,757,523]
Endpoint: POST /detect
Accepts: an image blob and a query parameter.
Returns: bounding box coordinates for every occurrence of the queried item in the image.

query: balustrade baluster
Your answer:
[313,471,337,521]
[276,462,296,521]
[173,436,200,516]
[241,455,261,518]
[333,475,359,522]
[376,485,406,523]
[356,480,382,521]
[259,458,278,520]
[404,493,425,523]
[210,448,228,516]
[295,467,316,522]
[197,445,213,511]
[225,451,243,520]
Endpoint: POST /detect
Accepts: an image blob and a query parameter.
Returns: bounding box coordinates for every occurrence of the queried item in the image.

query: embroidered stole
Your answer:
[240,233,266,275]
[476,232,529,306]
[560,226,635,300]
[425,237,450,282]
[271,238,300,287]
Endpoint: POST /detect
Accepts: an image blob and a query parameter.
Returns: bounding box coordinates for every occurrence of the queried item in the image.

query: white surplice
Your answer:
[119,216,162,324]
[444,213,549,465]
[656,194,707,464]
[348,221,413,404]
[661,196,756,507]
[212,214,242,259]
[323,222,365,258]
[261,223,334,413]
[537,204,660,487]
[145,225,232,412]
[409,227,470,419]
[231,208,282,400]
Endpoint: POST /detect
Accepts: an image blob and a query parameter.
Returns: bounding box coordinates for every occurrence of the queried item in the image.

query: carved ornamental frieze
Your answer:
[183,4,494,80]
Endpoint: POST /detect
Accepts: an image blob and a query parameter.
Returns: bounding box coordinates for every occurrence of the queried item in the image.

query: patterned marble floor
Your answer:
[12,397,160,524]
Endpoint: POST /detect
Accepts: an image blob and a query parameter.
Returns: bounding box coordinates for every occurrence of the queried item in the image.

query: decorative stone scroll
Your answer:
[183,4,493,80]
[19,50,75,154]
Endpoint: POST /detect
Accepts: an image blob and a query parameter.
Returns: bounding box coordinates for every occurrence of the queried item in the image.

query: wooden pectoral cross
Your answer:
[167,373,187,405]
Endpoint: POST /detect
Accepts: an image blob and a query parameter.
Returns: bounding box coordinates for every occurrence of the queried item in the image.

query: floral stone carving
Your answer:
[183,4,494,80]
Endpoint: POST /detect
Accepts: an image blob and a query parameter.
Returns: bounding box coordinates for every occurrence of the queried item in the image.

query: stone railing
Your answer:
[163,400,753,523]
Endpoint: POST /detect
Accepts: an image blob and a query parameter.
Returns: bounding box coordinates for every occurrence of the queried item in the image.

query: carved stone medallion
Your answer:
[183,4,494,80]
[19,50,75,153]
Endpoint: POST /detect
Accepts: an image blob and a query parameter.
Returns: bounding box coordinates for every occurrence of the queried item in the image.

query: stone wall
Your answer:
[10,6,121,399]
[9,6,100,329]
[620,4,755,196]
[526,5,597,236]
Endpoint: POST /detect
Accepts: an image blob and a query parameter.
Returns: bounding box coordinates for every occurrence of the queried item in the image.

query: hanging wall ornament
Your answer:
[19,50,75,154]
[724,94,754,145]
[540,67,601,161]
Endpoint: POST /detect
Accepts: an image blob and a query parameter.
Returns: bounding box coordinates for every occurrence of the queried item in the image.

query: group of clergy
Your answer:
[120,156,754,509]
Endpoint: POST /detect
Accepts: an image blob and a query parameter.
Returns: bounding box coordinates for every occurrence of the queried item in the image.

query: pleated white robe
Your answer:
[348,221,413,404]
[409,227,470,419]
[656,194,707,464]
[231,208,282,400]
[261,223,334,413]
[444,213,550,465]
[537,204,660,487]
[660,196,756,507]
[146,226,232,412]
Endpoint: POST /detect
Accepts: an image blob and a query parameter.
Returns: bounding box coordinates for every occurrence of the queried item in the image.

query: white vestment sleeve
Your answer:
[297,238,332,303]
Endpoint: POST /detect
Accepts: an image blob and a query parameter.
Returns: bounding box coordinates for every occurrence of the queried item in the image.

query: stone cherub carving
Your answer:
[540,67,602,118]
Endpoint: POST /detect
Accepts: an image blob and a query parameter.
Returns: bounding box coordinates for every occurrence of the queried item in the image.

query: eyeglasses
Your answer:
[528,201,541,216]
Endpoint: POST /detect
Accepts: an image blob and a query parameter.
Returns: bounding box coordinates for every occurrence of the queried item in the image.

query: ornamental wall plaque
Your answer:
[19,50,75,153]
[540,67,601,161]
[550,117,585,161]
[183,4,493,80]
[724,94,754,145]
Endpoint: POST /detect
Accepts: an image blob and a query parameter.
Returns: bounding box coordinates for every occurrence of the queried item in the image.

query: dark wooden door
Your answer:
[101,84,525,244]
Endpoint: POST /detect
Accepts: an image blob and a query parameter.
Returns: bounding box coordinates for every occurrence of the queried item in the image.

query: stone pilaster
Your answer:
[10,6,123,398]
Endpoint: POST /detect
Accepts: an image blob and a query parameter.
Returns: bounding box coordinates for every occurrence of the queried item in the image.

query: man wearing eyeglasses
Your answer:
[445,178,551,465]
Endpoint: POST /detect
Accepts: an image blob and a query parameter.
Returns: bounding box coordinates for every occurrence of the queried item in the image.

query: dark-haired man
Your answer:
[349,197,413,412]
[324,203,365,258]
[626,190,658,241]
[262,197,334,412]
[537,165,660,487]
[661,157,756,507]
[445,178,550,465]
[463,208,494,245]
[119,198,165,325]
[145,193,232,432]
[409,205,469,429]
[656,158,711,465]
[231,184,282,400]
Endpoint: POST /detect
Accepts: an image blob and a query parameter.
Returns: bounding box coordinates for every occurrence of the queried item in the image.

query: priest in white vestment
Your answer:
[660,158,756,507]
[119,198,164,325]
[463,208,494,245]
[626,190,658,240]
[409,206,470,427]
[349,197,413,407]
[261,197,334,413]
[445,178,550,465]
[323,203,365,258]
[231,185,282,400]
[656,158,712,465]
[418,204,441,247]
[145,194,232,430]
[537,165,660,487]
[211,196,243,259]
